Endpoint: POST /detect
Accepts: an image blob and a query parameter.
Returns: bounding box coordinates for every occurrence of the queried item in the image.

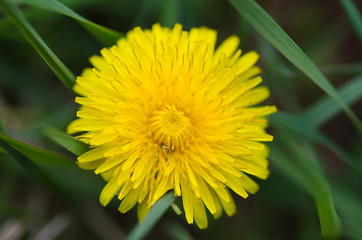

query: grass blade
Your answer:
[0,0,75,91]
[17,0,124,46]
[43,126,89,156]
[126,191,176,240]
[300,74,362,127]
[339,0,362,42]
[0,138,69,198]
[229,0,362,132]
[270,142,341,238]
[0,133,75,167]
[333,187,362,239]
[159,0,181,28]
[161,220,193,240]
[269,112,362,177]
[292,144,341,238]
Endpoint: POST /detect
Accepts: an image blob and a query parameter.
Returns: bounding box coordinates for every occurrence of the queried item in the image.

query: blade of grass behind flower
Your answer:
[229,0,362,132]
[339,0,362,42]
[126,191,176,240]
[0,0,75,91]
[161,220,193,240]
[269,112,362,177]
[0,138,73,202]
[333,187,362,239]
[300,74,362,128]
[270,145,312,193]
[291,143,341,238]
[0,133,75,167]
[17,0,124,46]
[43,126,89,156]
[270,141,341,238]
[159,0,181,28]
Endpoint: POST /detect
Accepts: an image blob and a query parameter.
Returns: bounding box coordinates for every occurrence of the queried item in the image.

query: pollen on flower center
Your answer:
[161,111,185,136]
[150,105,191,151]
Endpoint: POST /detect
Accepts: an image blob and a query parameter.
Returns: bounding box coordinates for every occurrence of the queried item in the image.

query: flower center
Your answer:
[161,111,185,136]
[150,105,191,152]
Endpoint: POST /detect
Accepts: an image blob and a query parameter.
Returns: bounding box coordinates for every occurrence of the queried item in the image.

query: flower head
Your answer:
[68,23,276,229]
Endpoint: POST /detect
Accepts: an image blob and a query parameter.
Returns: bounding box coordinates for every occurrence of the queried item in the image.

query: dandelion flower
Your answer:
[68,23,276,229]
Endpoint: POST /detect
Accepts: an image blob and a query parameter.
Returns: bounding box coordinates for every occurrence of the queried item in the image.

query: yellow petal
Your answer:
[99,178,119,206]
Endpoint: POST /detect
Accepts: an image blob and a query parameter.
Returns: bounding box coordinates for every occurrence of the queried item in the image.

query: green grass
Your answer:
[0,0,361,239]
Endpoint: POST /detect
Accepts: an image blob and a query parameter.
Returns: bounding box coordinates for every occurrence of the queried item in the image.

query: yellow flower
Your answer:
[68,23,276,229]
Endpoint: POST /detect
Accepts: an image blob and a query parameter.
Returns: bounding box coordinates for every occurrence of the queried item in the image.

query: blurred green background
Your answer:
[0,0,361,239]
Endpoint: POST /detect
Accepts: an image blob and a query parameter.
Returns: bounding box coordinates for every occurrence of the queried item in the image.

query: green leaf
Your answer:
[161,220,193,240]
[270,141,341,238]
[229,0,362,132]
[159,0,181,28]
[269,112,362,177]
[17,0,124,46]
[0,137,79,207]
[0,137,67,192]
[333,187,362,239]
[339,0,362,42]
[0,0,75,91]
[0,133,75,167]
[300,74,362,128]
[43,126,89,156]
[270,145,312,193]
[126,191,176,240]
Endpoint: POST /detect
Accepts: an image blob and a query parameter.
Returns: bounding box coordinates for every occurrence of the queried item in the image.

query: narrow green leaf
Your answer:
[300,74,362,127]
[126,191,176,240]
[339,0,362,42]
[333,188,362,239]
[270,142,341,238]
[43,126,89,156]
[0,138,62,190]
[17,0,124,46]
[161,220,193,240]
[0,138,75,205]
[159,0,181,28]
[270,145,311,194]
[229,0,362,132]
[0,133,75,167]
[269,112,362,177]
[0,0,75,91]
[292,144,341,238]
